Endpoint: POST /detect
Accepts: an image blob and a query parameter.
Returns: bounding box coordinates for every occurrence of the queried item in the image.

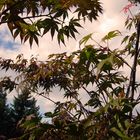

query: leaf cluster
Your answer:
[0,0,102,46]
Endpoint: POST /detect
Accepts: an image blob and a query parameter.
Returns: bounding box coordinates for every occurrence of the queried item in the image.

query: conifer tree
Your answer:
[11,88,40,124]
[0,89,12,138]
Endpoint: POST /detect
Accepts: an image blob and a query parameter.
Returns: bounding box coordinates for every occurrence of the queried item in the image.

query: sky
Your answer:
[0,0,139,114]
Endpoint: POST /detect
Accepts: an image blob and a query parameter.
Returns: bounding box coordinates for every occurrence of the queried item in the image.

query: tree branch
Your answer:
[126,21,140,100]
[130,21,140,101]
[36,91,78,120]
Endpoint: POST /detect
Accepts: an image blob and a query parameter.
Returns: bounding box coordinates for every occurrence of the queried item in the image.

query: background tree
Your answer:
[9,88,41,138]
[0,88,13,138]
[11,88,40,123]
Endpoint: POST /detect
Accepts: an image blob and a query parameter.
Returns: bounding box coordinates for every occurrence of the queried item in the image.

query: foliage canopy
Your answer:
[0,0,140,140]
[0,0,102,46]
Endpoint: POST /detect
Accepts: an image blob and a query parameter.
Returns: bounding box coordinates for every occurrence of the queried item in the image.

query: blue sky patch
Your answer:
[0,39,18,50]
[0,29,19,50]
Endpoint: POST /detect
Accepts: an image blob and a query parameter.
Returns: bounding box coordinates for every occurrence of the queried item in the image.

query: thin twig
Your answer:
[35,91,78,120]
[91,38,133,70]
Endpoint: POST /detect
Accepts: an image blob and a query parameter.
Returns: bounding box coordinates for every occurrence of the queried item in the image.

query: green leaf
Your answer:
[29,37,33,47]
[29,135,36,140]
[121,35,129,44]
[79,33,93,45]
[111,127,131,140]
[44,112,54,118]
[85,50,91,60]
[69,28,76,39]
[57,31,65,45]
[13,29,20,39]
[97,54,114,75]
[33,35,39,46]
[102,30,121,42]
[0,0,5,11]
[51,28,55,39]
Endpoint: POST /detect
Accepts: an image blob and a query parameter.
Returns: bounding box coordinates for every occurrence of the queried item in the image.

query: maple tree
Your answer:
[0,0,140,140]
